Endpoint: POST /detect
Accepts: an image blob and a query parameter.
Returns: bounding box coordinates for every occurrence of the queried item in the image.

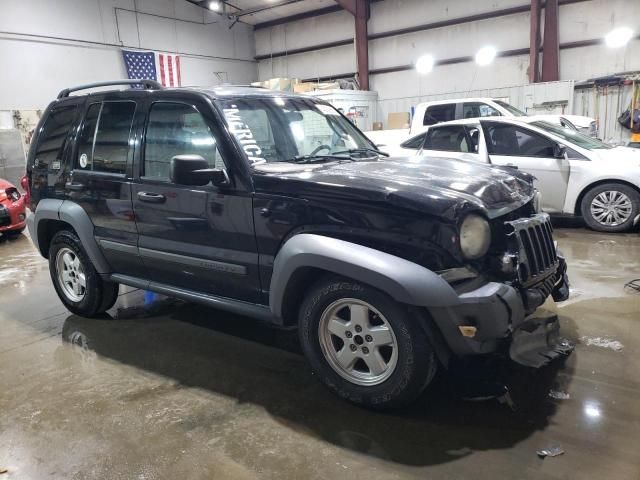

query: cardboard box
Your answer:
[294,83,317,94]
[252,78,300,92]
[387,112,410,130]
[372,122,384,131]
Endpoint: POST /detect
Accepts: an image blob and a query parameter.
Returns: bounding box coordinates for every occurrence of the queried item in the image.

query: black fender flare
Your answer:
[30,199,111,274]
[268,233,460,319]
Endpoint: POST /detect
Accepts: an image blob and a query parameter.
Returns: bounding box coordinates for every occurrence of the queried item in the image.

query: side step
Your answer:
[110,274,278,324]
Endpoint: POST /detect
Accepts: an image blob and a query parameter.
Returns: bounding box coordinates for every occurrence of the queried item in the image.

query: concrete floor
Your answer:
[0,226,639,480]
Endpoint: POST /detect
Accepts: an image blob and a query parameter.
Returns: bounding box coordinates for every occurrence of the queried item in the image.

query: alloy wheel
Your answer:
[318,298,398,386]
[55,247,86,302]
[590,190,633,227]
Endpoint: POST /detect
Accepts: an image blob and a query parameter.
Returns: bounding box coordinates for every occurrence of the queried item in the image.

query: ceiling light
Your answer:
[475,46,497,66]
[207,1,221,11]
[605,27,633,48]
[415,54,435,75]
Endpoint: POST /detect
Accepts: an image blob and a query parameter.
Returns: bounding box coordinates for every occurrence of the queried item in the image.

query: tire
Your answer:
[298,277,437,409]
[48,230,119,317]
[581,183,640,233]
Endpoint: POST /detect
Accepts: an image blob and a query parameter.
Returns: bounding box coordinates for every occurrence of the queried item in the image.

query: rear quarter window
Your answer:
[423,103,456,126]
[32,104,78,169]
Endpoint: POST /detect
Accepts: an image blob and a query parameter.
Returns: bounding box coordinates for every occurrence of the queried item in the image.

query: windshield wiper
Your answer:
[288,154,353,164]
[331,147,390,157]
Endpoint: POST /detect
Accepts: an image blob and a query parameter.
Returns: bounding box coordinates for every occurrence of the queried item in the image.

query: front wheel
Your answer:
[581,183,640,233]
[298,277,437,409]
[49,230,119,317]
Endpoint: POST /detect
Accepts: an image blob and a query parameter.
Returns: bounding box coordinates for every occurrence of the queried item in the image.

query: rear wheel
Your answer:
[49,230,119,317]
[581,183,639,232]
[298,277,437,409]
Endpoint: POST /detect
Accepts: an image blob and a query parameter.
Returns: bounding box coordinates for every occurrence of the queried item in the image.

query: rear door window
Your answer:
[423,104,456,126]
[462,102,501,119]
[33,104,78,169]
[76,101,136,174]
[424,126,471,152]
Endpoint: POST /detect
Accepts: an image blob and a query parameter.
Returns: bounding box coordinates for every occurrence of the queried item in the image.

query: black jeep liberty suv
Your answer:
[25,80,571,408]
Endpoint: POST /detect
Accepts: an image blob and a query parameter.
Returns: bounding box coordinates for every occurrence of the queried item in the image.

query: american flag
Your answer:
[122,50,181,87]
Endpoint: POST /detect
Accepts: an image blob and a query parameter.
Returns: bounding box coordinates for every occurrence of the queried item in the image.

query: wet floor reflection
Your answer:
[56,289,574,466]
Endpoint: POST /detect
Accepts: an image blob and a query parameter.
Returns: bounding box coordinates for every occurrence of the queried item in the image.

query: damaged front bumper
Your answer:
[428,254,573,368]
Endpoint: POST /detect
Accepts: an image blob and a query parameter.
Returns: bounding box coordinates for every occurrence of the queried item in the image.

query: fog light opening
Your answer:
[458,326,477,338]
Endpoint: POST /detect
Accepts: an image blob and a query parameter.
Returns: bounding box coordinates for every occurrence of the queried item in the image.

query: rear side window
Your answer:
[424,126,471,152]
[33,104,78,169]
[76,101,136,174]
[423,104,456,126]
[144,102,225,179]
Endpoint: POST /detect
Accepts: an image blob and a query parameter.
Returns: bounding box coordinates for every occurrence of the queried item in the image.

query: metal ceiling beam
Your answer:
[301,34,631,83]
[253,0,383,30]
[255,5,342,29]
[235,0,306,17]
[335,0,370,90]
[541,0,560,81]
[255,0,588,60]
[529,0,541,82]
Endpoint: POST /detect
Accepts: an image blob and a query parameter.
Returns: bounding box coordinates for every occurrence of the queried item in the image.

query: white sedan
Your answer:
[391,117,640,232]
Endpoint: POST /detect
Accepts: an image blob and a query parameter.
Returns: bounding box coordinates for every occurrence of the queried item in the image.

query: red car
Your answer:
[0,178,27,237]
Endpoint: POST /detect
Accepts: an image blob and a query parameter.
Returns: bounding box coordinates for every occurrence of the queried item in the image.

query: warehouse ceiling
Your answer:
[188,0,341,26]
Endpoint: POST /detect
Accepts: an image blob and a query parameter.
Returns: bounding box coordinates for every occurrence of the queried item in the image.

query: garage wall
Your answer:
[0,0,257,110]
[255,0,640,100]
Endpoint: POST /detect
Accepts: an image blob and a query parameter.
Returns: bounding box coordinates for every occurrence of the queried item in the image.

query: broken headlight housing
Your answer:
[459,213,491,260]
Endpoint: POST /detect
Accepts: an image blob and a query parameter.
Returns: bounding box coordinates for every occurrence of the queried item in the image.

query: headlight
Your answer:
[459,214,491,260]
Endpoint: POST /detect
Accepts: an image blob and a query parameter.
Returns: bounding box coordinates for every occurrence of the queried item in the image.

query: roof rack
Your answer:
[57,80,163,99]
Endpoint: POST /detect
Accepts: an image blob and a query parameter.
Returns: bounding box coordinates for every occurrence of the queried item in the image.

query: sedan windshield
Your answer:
[217,97,378,165]
[531,121,613,150]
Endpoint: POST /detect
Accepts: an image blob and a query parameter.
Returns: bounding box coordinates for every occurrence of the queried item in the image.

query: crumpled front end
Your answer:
[427,212,572,368]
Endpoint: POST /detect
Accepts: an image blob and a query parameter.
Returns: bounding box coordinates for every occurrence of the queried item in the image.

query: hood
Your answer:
[252,157,535,220]
[592,146,640,164]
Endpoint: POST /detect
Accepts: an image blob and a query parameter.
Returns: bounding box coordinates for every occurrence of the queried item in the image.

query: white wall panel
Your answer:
[0,0,257,109]
[560,41,640,80]
[368,0,529,34]
[254,10,353,57]
[368,12,530,71]
[559,0,640,43]
[258,44,356,80]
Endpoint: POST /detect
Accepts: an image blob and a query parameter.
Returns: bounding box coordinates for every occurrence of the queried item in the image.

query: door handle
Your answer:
[137,191,166,203]
[65,182,85,191]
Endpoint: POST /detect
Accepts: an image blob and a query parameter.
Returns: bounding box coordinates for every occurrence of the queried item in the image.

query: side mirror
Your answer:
[170,155,229,187]
[553,143,567,159]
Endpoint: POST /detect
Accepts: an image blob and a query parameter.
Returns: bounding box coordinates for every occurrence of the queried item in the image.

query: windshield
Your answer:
[217,97,377,165]
[493,100,527,117]
[530,121,613,150]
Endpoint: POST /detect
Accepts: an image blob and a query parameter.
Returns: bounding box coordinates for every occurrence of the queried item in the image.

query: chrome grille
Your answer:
[506,213,559,286]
